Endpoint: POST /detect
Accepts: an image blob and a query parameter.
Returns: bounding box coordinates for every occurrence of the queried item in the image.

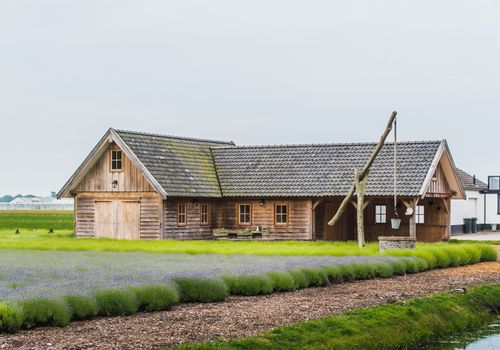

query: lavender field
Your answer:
[0,249,399,301]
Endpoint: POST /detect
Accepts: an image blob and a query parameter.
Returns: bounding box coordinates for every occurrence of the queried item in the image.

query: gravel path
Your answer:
[1,262,499,350]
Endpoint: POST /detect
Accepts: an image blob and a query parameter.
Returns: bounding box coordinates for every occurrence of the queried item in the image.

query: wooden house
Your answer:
[58,129,465,242]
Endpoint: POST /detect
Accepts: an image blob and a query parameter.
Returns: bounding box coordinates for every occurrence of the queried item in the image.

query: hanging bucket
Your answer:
[391,218,401,229]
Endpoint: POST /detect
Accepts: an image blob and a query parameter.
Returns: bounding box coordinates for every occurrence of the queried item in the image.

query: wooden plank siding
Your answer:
[162,198,311,240]
[215,199,311,240]
[72,143,162,239]
[425,164,452,198]
[163,200,216,239]
[74,195,95,237]
[76,143,154,193]
[74,192,162,239]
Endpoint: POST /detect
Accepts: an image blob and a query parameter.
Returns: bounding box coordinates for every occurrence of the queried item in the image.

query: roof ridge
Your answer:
[211,140,443,150]
[114,129,235,145]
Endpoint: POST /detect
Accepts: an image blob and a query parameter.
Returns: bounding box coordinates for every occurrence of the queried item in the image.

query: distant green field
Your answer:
[0,210,73,231]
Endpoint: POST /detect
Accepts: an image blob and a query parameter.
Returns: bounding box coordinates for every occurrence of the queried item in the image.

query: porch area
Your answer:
[312,196,451,243]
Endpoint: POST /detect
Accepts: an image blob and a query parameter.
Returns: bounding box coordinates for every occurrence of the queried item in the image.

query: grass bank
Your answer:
[173,284,500,350]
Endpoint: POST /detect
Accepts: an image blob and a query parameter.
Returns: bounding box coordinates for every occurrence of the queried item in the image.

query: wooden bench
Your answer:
[213,226,268,240]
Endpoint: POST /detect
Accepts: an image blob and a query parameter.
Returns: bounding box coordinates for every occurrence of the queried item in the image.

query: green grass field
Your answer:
[0,211,496,263]
[0,210,73,231]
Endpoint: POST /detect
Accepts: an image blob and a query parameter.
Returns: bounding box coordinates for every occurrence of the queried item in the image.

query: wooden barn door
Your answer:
[95,200,115,238]
[116,200,140,240]
[95,199,140,239]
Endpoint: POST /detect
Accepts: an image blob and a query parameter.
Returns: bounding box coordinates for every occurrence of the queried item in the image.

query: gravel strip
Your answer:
[1,262,499,350]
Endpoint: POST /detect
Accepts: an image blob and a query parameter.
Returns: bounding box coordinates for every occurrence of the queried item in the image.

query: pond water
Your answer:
[422,320,500,349]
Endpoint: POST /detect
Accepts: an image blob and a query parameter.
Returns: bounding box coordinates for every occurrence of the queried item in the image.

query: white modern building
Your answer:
[0,195,73,211]
[451,169,500,234]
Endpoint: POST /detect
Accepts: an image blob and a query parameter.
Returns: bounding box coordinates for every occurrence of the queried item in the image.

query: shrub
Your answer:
[131,284,180,312]
[222,275,274,296]
[413,257,430,272]
[389,260,407,276]
[413,250,438,269]
[461,246,481,264]
[95,289,138,316]
[352,263,376,280]
[373,262,394,278]
[266,272,296,292]
[442,246,468,267]
[64,295,98,320]
[431,248,451,268]
[0,301,23,332]
[300,268,328,286]
[173,277,229,303]
[19,298,71,329]
[337,264,356,281]
[478,244,497,262]
[288,270,310,289]
[323,265,345,283]
[400,258,419,274]
[384,249,437,269]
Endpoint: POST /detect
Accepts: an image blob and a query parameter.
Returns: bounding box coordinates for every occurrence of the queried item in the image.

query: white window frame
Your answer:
[489,176,500,191]
[415,205,425,224]
[375,205,387,224]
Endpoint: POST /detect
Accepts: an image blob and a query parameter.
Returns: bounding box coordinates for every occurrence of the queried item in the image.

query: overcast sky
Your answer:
[0,1,499,196]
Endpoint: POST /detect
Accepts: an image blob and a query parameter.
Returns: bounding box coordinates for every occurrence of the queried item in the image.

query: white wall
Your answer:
[451,190,481,225]
[484,193,500,224]
[451,191,500,226]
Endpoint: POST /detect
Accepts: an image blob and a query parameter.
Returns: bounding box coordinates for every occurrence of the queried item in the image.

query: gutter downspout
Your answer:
[483,191,487,231]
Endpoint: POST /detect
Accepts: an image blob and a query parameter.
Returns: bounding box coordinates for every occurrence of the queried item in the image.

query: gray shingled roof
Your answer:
[457,168,487,192]
[116,130,234,197]
[115,130,443,198]
[212,141,443,197]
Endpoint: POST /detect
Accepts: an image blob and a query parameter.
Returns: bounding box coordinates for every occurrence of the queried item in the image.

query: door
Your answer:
[116,200,140,239]
[323,201,355,241]
[94,199,140,239]
[95,201,114,238]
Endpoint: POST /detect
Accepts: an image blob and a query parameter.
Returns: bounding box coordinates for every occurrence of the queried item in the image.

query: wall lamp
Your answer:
[259,198,265,206]
[112,180,118,189]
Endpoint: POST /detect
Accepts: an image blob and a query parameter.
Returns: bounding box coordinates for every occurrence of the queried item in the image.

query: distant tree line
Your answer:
[0,194,37,203]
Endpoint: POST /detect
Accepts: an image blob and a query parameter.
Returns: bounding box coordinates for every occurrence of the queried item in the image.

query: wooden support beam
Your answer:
[406,197,419,239]
[440,197,449,214]
[350,200,357,209]
[362,198,372,210]
[445,198,451,239]
[308,199,314,240]
[328,111,397,228]
[355,169,368,248]
[312,199,323,211]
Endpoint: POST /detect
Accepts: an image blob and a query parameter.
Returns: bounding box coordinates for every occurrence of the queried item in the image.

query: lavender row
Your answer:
[0,249,400,301]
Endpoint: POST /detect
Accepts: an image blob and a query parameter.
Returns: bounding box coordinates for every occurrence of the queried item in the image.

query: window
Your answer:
[238,204,251,225]
[415,205,425,224]
[177,203,186,226]
[275,204,288,225]
[200,204,209,225]
[375,205,387,223]
[489,176,500,191]
[110,149,123,171]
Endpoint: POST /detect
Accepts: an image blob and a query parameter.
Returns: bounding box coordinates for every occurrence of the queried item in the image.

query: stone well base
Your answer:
[378,236,416,252]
